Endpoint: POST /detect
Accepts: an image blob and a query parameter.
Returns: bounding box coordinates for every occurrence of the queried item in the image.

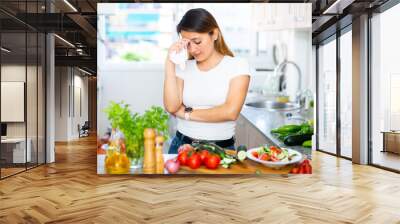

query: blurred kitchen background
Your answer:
[97,3,313,139]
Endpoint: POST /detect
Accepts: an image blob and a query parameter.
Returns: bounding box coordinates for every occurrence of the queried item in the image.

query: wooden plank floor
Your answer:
[1,135,400,224]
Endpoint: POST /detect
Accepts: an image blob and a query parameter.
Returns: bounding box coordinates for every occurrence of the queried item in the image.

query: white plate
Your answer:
[246,147,303,169]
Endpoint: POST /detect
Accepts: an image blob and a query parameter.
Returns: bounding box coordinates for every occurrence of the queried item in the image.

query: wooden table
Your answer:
[178,159,295,174]
[98,150,303,175]
[176,150,300,174]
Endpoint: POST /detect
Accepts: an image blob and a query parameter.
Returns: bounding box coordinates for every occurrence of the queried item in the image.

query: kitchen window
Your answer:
[339,28,352,159]
[317,36,337,155]
[370,2,400,172]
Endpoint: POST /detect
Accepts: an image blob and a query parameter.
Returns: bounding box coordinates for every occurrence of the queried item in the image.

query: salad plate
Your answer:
[246,145,303,169]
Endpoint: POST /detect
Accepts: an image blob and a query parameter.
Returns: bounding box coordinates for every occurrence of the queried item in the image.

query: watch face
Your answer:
[184,107,193,113]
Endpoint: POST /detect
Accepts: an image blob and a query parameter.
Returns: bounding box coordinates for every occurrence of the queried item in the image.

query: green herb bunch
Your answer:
[103,101,169,160]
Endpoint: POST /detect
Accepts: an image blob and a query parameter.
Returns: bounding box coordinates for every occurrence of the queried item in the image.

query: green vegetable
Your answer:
[236,145,247,162]
[192,142,238,168]
[302,140,312,148]
[192,142,229,159]
[103,101,169,160]
[283,133,312,146]
[271,125,302,134]
[298,123,314,135]
[220,157,236,168]
[271,122,314,147]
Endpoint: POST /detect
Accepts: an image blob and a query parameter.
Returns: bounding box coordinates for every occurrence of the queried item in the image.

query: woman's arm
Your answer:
[175,75,250,122]
[163,39,189,114]
[163,59,184,114]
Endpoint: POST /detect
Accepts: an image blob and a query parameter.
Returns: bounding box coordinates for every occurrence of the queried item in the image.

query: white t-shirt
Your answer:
[175,56,251,140]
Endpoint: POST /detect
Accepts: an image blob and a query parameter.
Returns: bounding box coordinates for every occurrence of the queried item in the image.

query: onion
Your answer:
[178,144,193,153]
[164,159,180,174]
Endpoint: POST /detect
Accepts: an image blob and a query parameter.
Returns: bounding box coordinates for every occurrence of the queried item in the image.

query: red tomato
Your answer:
[290,167,299,174]
[204,154,221,169]
[270,155,279,162]
[177,151,189,166]
[304,164,312,174]
[187,153,202,169]
[199,150,209,164]
[299,165,305,174]
[260,153,270,161]
[251,151,259,158]
[270,146,281,154]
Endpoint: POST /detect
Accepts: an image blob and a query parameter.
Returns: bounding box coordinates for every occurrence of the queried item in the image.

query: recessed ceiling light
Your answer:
[1,47,11,53]
[63,0,78,12]
[54,34,75,48]
[78,67,92,76]
[323,0,354,15]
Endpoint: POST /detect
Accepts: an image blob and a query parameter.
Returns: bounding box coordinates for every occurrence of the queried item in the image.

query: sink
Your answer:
[245,100,301,111]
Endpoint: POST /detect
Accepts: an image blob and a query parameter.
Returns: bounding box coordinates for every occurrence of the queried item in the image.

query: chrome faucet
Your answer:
[273,60,302,100]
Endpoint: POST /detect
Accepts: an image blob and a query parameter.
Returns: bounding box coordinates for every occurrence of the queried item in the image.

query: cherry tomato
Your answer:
[199,150,209,164]
[270,146,281,154]
[260,153,270,161]
[187,153,201,169]
[177,151,189,166]
[204,154,221,169]
[270,155,279,162]
[290,167,299,174]
[304,163,312,174]
[252,151,259,158]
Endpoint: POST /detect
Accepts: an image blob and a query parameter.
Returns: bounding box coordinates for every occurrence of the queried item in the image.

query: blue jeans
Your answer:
[168,134,235,154]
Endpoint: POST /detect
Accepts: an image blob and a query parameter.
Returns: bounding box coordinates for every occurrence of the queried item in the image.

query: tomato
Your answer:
[270,155,279,162]
[187,153,201,169]
[304,164,312,174]
[204,154,221,169]
[177,151,189,166]
[199,150,209,164]
[290,167,299,174]
[260,153,270,161]
[270,146,281,154]
[298,165,305,174]
[251,151,259,158]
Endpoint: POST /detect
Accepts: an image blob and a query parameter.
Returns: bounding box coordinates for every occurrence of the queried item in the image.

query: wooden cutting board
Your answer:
[177,150,300,174]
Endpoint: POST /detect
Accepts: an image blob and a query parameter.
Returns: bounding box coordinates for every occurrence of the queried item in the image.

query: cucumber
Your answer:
[236,145,247,162]
[302,140,312,148]
[283,133,312,146]
[271,125,302,134]
[192,142,230,159]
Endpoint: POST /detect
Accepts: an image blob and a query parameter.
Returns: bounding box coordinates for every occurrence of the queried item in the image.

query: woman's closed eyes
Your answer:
[188,41,201,47]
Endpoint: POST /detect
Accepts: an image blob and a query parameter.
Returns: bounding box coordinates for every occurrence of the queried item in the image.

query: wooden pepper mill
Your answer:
[155,135,165,174]
[143,128,156,174]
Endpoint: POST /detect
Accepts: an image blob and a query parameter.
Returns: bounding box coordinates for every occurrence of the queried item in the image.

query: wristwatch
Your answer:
[184,106,193,121]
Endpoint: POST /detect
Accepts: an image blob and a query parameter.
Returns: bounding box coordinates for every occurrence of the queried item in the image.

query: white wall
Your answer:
[54,67,89,141]
[98,66,164,136]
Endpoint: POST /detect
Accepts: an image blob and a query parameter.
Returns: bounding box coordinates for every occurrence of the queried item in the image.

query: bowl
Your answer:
[246,147,303,169]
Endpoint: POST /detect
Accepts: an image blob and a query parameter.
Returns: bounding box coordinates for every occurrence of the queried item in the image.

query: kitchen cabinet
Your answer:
[252,4,311,31]
[235,114,274,149]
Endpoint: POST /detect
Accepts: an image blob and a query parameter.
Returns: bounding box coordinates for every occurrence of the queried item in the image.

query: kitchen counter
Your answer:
[240,105,312,160]
[97,153,299,175]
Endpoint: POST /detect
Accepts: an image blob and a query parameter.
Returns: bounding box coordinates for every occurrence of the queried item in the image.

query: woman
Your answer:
[164,8,250,154]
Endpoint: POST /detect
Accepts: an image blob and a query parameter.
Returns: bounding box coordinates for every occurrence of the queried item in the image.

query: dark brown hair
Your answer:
[177,8,234,59]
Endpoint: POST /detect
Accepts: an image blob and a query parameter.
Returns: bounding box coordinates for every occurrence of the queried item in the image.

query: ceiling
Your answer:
[0,0,394,74]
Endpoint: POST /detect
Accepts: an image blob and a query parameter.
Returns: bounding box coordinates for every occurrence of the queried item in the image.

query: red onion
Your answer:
[178,144,193,153]
[164,159,180,174]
